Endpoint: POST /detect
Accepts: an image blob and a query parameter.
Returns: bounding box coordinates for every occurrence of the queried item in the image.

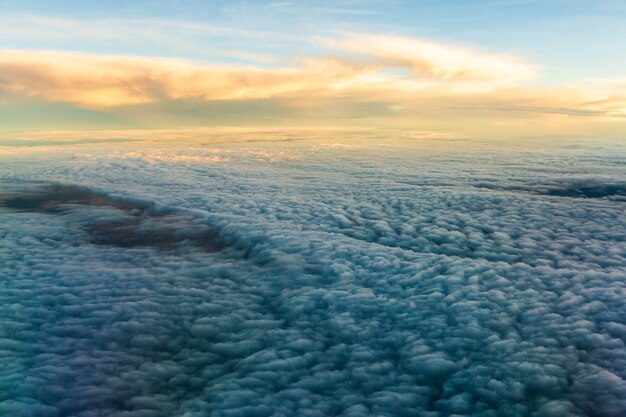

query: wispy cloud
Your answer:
[0,33,624,135]
[322,34,539,88]
[0,50,332,107]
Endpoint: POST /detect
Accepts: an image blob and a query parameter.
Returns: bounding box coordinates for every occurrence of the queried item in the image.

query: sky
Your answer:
[0,0,625,138]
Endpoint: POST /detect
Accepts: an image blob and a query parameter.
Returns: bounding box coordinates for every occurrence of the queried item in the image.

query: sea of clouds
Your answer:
[0,133,625,416]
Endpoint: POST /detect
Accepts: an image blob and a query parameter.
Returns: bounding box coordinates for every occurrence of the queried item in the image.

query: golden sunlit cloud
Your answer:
[322,35,539,88]
[0,36,541,108]
[0,36,540,108]
[0,50,342,107]
[0,34,624,138]
[113,149,230,164]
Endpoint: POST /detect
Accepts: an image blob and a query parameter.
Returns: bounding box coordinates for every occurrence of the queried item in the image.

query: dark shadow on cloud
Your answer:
[472,180,626,200]
[0,185,140,212]
[85,215,224,251]
[0,184,225,252]
[544,183,626,199]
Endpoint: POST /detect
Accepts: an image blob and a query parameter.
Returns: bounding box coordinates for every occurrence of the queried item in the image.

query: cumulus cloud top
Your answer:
[1,133,625,416]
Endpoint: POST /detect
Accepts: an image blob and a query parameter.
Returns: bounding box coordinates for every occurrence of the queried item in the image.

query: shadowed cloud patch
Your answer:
[544,182,626,199]
[472,180,626,200]
[0,184,225,251]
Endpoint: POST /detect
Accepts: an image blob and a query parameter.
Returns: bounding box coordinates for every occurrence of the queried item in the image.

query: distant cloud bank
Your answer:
[0,33,624,136]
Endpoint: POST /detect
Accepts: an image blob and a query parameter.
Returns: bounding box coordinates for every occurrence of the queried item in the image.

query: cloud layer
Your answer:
[1,32,625,138]
[1,133,625,416]
[0,35,623,121]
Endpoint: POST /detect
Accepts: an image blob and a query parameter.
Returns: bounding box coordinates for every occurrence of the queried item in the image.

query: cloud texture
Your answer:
[1,133,625,416]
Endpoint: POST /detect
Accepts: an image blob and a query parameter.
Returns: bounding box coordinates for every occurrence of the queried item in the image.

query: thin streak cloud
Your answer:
[322,34,539,88]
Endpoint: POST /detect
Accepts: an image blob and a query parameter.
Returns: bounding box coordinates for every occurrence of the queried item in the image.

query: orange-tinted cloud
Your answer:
[0,35,539,108]
[0,50,383,107]
[322,35,539,89]
[0,34,624,133]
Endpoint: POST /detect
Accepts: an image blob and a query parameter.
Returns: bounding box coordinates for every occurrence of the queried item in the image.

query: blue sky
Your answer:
[2,0,625,82]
